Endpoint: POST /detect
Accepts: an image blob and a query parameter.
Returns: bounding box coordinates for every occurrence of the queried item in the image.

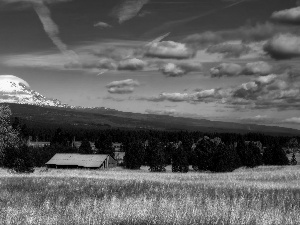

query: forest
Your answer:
[1,105,299,173]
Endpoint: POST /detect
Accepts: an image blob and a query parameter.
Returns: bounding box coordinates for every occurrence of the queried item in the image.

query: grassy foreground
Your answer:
[1,166,300,225]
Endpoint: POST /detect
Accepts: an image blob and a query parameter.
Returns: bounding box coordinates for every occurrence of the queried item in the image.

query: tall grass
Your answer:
[1,166,300,224]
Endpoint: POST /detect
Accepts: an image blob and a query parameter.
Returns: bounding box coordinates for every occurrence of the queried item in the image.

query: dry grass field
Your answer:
[1,166,300,225]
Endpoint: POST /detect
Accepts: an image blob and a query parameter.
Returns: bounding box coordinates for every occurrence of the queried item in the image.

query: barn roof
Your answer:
[46,154,110,168]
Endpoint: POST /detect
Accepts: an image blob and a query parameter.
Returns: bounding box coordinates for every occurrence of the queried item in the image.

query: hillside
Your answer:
[3,103,300,136]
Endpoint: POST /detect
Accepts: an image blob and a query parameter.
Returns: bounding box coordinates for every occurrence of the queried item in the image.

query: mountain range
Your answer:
[1,76,300,136]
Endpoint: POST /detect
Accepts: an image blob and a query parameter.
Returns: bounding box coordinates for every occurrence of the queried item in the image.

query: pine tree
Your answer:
[172,142,189,173]
[51,128,69,146]
[211,143,241,172]
[124,140,145,169]
[192,137,216,171]
[146,139,166,172]
[237,141,262,168]
[291,153,297,165]
[78,139,93,154]
[263,144,289,166]
[0,105,19,165]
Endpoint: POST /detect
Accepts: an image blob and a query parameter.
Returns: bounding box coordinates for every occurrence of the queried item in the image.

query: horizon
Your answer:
[0,0,300,130]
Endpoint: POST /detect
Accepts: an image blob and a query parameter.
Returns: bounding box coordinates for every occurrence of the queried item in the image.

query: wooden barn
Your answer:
[45,154,117,169]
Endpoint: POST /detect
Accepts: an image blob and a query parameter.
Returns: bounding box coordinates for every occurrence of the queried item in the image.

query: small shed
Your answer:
[46,154,117,169]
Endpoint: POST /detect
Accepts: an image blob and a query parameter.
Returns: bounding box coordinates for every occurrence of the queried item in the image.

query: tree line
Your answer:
[0,105,299,173]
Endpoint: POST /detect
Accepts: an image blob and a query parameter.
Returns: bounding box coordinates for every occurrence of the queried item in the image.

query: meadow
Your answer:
[1,166,300,225]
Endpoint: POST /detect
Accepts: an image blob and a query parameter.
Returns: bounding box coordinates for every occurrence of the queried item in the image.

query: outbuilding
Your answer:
[45,154,117,169]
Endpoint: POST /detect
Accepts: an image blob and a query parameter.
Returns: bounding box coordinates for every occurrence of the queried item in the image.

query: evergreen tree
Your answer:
[78,139,92,154]
[237,141,262,168]
[211,143,241,172]
[263,144,289,165]
[192,136,216,171]
[172,142,189,173]
[146,139,166,172]
[124,140,145,169]
[0,105,19,165]
[51,128,69,146]
[291,153,297,165]
[95,136,114,156]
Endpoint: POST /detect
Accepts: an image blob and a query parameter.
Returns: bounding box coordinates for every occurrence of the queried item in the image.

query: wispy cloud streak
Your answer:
[111,0,149,24]
[144,0,248,37]
[32,1,77,61]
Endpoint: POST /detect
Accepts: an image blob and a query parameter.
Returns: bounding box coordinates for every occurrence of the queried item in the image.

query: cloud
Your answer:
[144,0,248,37]
[97,58,118,70]
[137,72,300,111]
[183,22,297,48]
[161,63,185,77]
[102,96,127,102]
[160,62,202,77]
[1,0,78,62]
[283,117,300,124]
[0,0,71,7]
[210,61,273,77]
[210,63,243,77]
[138,89,218,103]
[271,7,300,24]
[144,41,195,59]
[206,43,250,58]
[240,115,271,123]
[138,92,190,102]
[243,61,273,75]
[145,109,176,116]
[230,74,300,110]
[182,31,222,48]
[32,1,77,61]
[110,0,149,24]
[264,33,300,59]
[106,79,140,94]
[94,22,112,29]
[118,58,146,71]
[138,10,151,17]
[65,57,118,71]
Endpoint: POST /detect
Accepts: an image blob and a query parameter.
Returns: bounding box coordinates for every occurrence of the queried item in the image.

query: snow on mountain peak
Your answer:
[0,75,69,108]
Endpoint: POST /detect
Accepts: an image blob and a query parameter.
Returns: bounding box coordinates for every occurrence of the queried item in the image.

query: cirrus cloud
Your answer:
[110,0,149,24]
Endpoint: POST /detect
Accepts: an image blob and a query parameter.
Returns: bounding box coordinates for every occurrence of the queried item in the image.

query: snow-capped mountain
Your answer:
[0,75,69,108]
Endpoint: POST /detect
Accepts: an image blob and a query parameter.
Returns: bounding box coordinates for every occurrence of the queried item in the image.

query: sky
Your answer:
[0,0,300,129]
